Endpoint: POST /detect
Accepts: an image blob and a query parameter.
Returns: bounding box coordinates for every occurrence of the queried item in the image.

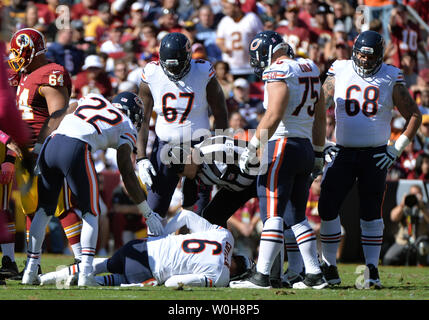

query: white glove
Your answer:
[323,142,340,163]
[373,145,399,170]
[145,211,164,236]
[239,146,259,175]
[137,158,156,187]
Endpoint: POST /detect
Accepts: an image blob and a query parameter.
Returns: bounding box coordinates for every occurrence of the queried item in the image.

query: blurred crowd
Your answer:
[2,0,429,258]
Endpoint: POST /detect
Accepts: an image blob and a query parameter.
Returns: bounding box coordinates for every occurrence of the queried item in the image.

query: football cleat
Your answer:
[10,264,42,281]
[229,271,271,289]
[320,262,341,285]
[0,256,19,278]
[78,273,99,287]
[21,270,41,285]
[292,273,328,290]
[281,268,305,288]
[364,264,382,289]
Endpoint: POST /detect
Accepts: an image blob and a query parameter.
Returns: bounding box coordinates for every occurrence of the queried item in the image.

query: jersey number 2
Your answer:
[182,239,222,255]
[74,97,123,133]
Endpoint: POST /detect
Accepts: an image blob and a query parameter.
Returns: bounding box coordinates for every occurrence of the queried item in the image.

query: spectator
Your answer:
[400,53,418,88]
[216,0,263,79]
[46,28,85,76]
[326,114,336,142]
[71,0,99,25]
[127,52,154,88]
[156,8,181,33]
[408,152,429,180]
[387,4,428,74]
[139,22,160,56]
[100,22,125,55]
[226,78,263,129]
[258,0,282,30]
[227,198,261,260]
[127,2,146,34]
[191,42,208,60]
[117,81,138,94]
[226,111,249,140]
[418,89,429,115]
[110,60,130,95]
[362,0,394,41]
[332,0,354,35]
[73,55,113,99]
[34,0,58,27]
[299,0,319,30]
[323,21,350,62]
[276,3,311,58]
[214,60,234,99]
[20,4,46,33]
[397,139,421,178]
[410,68,429,105]
[310,4,333,49]
[383,184,429,265]
[195,5,223,63]
[84,2,112,45]
[4,0,26,34]
[71,19,97,56]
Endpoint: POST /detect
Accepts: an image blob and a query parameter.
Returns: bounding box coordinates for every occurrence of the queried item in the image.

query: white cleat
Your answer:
[229,272,271,289]
[292,273,328,290]
[22,270,41,285]
[39,272,57,286]
[78,273,99,287]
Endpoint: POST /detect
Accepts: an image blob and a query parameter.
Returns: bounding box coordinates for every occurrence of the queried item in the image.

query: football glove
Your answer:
[239,146,259,175]
[323,141,340,163]
[0,162,15,185]
[145,211,164,236]
[373,145,399,170]
[137,158,156,187]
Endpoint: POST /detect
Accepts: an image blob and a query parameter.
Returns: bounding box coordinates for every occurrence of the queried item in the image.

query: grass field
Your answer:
[1,253,429,301]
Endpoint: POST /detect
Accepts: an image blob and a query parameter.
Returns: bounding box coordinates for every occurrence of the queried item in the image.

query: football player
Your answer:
[22,92,163,286]
[8,28,83,270]
[136,32,228,220]
[230,31,328,289]
[39,209,254,288]
[318,30,421,288]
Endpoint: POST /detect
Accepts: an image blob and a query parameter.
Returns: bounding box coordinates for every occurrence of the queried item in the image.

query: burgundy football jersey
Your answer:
[16,62,71,147]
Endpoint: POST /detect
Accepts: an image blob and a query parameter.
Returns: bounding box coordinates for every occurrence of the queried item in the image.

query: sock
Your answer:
[292,219,320,275]
[320,216,342,266]
[59,209,82,260]
[27,209,52,272]
[80,213,98,275]
[360,218,384,268]
[1,243,15,261]
[256,216,284,276]
[284,228,304,274]
[95,274,124,286]
[93,257,109,274]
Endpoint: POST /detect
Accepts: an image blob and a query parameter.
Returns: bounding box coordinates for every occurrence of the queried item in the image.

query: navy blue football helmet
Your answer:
[112,91,144,130]
[159,32,192,82]
[352,30,385,78]
[249,30,294,79]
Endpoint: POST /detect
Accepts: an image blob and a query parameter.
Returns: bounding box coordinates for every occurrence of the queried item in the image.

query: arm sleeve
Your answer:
[0,41,30,146]
[164,274,215,287]
[163,209,216,235]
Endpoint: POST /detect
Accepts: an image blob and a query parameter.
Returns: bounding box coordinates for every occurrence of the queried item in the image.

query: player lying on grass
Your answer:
[39,209,254,287]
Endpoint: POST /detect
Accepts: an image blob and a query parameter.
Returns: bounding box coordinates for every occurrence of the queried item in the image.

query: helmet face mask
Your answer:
[112,92,144,130]
[352,30,384,78]
[249,31,294,79]
[159,33,192,82]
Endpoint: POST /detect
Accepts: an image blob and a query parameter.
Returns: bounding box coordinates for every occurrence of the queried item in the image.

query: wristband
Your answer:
[249,135,260,150]
[137,200,152,218]
[393,134,410,156]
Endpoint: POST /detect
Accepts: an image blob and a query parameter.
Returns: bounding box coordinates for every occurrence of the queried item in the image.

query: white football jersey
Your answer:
[54,93,137,152]
[262,57,321,141]
[141,60,215,143]
[147,227,234,287]
[328,60,405,147]
[216,12,263,75]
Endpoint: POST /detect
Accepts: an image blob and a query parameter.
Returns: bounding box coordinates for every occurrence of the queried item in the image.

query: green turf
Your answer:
[1,253,429,300]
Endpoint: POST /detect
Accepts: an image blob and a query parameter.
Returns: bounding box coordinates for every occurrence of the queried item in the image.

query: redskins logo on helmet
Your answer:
[8,28,47,73]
